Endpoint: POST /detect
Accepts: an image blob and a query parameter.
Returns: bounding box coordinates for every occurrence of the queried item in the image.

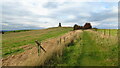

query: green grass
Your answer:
[96,29,118,36]
[2,27,73,57]
[47,30,118,66]
[3,48,24,56]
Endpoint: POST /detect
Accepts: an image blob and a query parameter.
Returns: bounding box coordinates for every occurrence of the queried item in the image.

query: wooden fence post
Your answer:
[35,40,46,56]
[57,40,59,45]
[60,38,61,45]
[64,37,66,43]
[104,29,105,35]
[109,29,110,37]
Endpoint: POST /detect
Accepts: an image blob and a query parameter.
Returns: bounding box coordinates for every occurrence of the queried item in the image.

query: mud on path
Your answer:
[2,30,82,66]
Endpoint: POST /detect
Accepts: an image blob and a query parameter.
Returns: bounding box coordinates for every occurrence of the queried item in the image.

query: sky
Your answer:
[1,0,119,30]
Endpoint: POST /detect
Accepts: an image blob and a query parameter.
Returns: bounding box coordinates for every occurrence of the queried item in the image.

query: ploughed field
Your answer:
[2,28,118,66]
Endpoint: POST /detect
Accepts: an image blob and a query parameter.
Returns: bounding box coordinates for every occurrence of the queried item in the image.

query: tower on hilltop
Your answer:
[58,22,62,27]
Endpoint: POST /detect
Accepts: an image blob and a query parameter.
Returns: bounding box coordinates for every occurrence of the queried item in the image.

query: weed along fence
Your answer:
[88,30,118,52]
[92,29,118,46]
[94,29,118,36]
[2,30,82,66]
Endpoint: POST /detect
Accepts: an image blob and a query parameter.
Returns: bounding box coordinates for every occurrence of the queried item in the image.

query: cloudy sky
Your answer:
[1,0,119,30]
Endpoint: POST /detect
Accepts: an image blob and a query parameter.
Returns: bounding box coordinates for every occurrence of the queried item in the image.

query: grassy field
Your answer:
[95,29,118,36]
[46,30,118,66]
[2,27,73,57]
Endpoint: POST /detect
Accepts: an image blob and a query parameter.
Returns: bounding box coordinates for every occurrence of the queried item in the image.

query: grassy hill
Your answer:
[2,27,73,57]
[2,28,118,66]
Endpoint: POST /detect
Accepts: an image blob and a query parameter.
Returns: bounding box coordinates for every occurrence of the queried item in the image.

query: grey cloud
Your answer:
[89,11,117,22]
[2,2,33,19]
[43,2,59,9]
[50,3,117,28]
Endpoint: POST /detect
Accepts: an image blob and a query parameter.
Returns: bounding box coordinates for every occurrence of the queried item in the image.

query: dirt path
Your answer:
[2,30,82,66]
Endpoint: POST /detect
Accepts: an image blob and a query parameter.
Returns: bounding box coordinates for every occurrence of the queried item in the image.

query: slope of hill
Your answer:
[2,27,73,57]
[2,28,81,66]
